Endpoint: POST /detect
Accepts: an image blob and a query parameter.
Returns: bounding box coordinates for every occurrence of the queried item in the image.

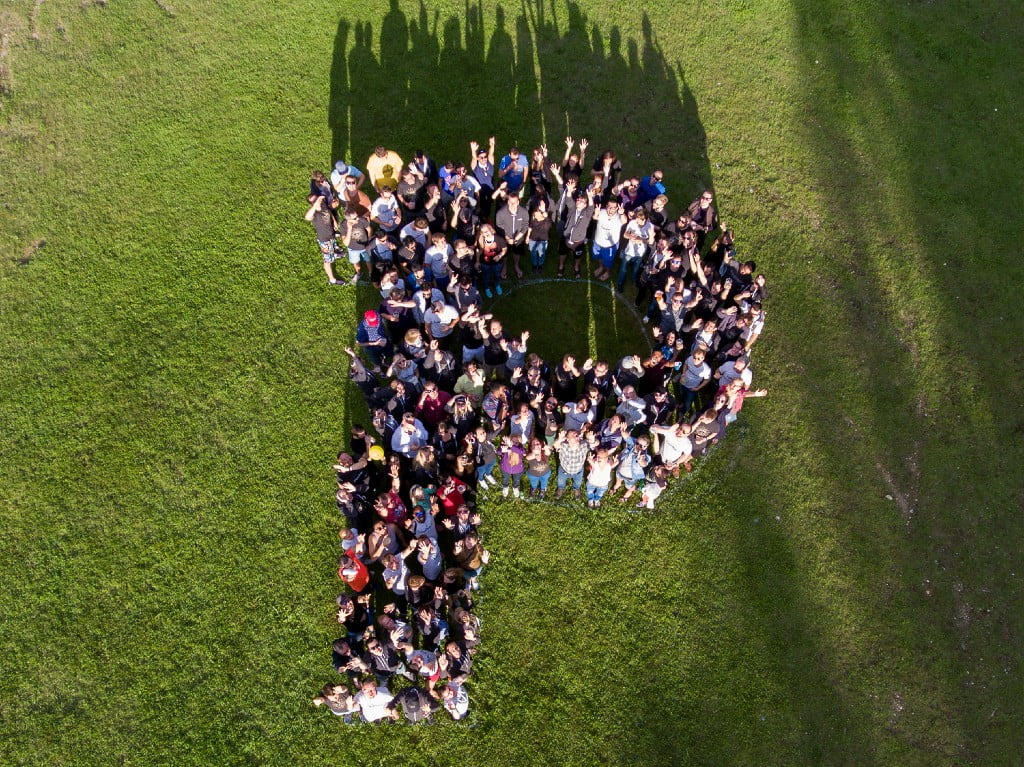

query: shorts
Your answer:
[347,247,368,265]
[319,240,338,263]
[591,243,618,269]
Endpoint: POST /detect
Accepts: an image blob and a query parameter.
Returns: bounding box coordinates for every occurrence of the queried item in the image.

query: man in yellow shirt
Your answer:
[366,145,404,192]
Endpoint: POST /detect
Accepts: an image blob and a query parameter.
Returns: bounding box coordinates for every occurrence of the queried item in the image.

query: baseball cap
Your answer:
[363,310,380,327]
[334,161,350,174]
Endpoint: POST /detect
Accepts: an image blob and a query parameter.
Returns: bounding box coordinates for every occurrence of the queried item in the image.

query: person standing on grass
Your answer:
[330,160,365,195]
[649,421,693,478]
[591,149,622,203]
[612,434,652,503]
[355,310,391,369]
[677,346,713,418]
[304,194,344,286]
[617,208,655,292]
[717,378,768,425]
[527,198,554,273]
[637,465,670,510]
[497,145,529,198]
[559,136,589,180]
[470,137,496,220]
[390,685,440,724]
[591,199,627,282]
[339,208,372,285]
[366,145,404,193]
[637,170,666,205]
[441,681,470,720]
[493,191,529,279]
[313,682,360,723]
[337,173,372,218]
[524,437,553,498]
[498,436,526,498]
[556,182,596,279]
[396,166,426,223]
[453,530,490,591]
[468,426,500,489]
[585,447,619,508]
[688,407,724,457]
[686,189,719,250]
[553,428,596,499]
[475,224,507,299]
[354,677,399,723]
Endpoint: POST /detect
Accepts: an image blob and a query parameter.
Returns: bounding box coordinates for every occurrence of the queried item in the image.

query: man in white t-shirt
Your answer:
[370,188,401,233]
[650,422,693,477]
[441,682,470,720]
[354,679,398,722]
[590,200,627,281]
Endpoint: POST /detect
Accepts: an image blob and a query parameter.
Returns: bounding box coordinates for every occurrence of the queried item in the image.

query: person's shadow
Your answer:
[330,0,710,208]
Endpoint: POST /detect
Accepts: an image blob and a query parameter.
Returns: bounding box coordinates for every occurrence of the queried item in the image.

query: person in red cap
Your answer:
[355,310,391,368]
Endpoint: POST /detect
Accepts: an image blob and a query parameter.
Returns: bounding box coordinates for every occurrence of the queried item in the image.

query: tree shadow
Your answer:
[325,2,873,763]
[776,0,1024,761]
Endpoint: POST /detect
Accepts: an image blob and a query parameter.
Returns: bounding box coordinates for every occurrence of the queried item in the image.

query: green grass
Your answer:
[1,0,1022,765]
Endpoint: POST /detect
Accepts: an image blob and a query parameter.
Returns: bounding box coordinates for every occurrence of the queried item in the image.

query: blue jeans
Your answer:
[586,482,609,502]
[462,345,485,365]
[480,262,502,292]
[529,240,548,267]
[501,472,523,489]
[616,257,643,290]
[557,466,584,490]
[476,459,496,483]
[528,470,551,491]
[679,386,701,416]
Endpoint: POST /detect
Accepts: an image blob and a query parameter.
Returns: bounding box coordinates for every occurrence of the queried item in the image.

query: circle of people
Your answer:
[308,137,769,724]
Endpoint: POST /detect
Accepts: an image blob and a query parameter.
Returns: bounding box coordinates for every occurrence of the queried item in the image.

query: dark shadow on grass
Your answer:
[324,2,883,763]
[776,0,1024,761]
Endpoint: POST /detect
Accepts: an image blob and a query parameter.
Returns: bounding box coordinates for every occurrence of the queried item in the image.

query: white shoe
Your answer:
[513,487,520,498]
[502,486,510,497]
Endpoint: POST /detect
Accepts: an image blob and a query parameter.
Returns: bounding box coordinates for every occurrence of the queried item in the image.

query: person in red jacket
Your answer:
[338,550,371,593]
[437,475,469,517]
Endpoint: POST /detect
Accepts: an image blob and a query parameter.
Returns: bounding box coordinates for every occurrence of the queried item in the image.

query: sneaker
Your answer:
[555,488,566,499]
[502,486,510,497]
[512,487,520,498]
[484,288,493,299]
[495,284,503,296]
[642,316,650,324]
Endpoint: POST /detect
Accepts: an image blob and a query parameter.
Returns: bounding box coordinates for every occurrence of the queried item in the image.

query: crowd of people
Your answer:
[309,138,768,724]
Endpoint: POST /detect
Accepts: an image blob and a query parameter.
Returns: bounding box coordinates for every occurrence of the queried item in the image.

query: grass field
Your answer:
[1,0,1022,765]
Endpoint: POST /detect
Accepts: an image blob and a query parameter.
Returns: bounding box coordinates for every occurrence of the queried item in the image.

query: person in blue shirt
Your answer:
[638,170,666,204]
[498,146,529,196]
